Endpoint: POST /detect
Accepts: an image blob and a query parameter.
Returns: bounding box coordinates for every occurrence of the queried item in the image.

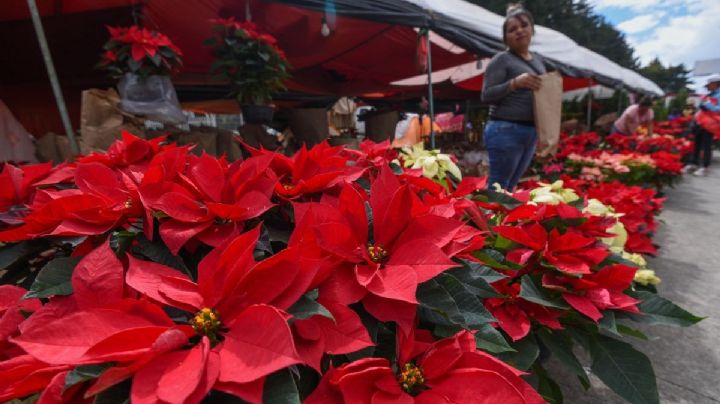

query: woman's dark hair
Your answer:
[502,3,535,44]
[638,96,653,107]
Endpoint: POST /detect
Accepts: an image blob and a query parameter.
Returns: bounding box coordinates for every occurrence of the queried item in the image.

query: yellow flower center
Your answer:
[191,308,221,338]
[281,182,294,191]
[367,244,388,263]
[398,363,425,395]
[124,198,133,210]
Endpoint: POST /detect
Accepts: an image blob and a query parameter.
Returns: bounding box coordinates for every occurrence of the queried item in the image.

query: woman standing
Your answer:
[482,4,545,191]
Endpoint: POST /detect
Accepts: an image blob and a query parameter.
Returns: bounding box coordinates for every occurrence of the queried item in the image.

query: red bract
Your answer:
[484,279,563,341]
[0,162,144,242]
[77,131,167,178]
[0,162,75,226]
[543,264,640,322]
[3,242,190,402]
[140,150,276,254]
[247,142,366,199]
[291,167,477,332]
[306,330,545,404]
[291,299,374,372]
[0,355,72,402]
[494,224,608,274]
[0,286,41,359]
[346,140,399,169]
[124,227,320,403]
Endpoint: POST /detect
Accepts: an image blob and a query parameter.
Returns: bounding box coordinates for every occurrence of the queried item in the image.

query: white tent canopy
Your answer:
[400,0,663,96]
[563,85,617,101]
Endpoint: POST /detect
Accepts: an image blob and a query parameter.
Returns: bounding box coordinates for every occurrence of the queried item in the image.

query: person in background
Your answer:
[481,4,547,191]
[611,96,654,136]
[668,109,681,121]
[683,74,720,176]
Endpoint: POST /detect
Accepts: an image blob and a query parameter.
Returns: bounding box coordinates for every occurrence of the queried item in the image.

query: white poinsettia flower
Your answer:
[584,199,623,218]
[529,180,578,205]
[602,221,628,250]
[634,269,662,286]
[622,251,648,268]
[400,143,461,181]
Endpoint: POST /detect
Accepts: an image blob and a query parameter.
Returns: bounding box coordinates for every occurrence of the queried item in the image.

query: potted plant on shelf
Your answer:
[206,17,290,124]
[98,25,185,124]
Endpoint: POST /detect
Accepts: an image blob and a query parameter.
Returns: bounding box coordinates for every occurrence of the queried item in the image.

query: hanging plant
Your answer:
[206,17,291,106]
[97,26,183,78]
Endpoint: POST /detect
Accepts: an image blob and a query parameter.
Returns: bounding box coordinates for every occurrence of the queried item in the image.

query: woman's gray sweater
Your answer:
[481,51,546,123]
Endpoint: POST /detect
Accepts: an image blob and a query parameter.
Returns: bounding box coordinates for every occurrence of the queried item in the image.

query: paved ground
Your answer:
[555,156,720,403]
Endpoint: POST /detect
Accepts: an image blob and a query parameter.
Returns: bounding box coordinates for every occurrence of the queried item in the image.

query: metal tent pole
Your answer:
[586,79,593,130]
[426,29,436,149]
[27,0,79,156]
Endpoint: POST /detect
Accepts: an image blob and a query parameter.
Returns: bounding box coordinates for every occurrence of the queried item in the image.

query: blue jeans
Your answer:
[484,120,537,191]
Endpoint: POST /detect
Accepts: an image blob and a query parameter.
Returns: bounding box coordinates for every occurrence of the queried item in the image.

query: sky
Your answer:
[589,0,720,90]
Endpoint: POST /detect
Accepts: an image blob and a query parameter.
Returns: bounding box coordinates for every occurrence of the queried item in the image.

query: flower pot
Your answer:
[328,136,360,150]
[289,108,329,147]
[241,104,274,125]
[365,110,400,142]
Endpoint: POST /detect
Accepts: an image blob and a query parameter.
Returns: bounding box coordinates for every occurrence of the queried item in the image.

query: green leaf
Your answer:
[493,234,513,250]
[445,262,501,298]
[131,235,190,278]
[589,334,659,404]
[599,310,620,335]
[472,248,521,270]
[65,363,113,391]
[473,323,515,353]
[498,334,539,371]
[24,257,81,299]
[533,364,564,404]
[287,290,334,321]
[519,275,569,309]
[389,161,404,175]
[457,259,507,283]
[617,324,650,341]
[418,273,495,329]
[628,291,704,327]
[478,189,524,209]
[94,379,131,404]
[536,328,589,387]
[263,368,301,404]
[0,240,49,270]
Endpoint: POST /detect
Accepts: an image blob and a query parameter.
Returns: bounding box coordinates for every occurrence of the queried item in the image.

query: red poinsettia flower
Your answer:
[291,299,374,372]
[0,355,72,402]
[0,161,144,242]
[494,223,608,274]
[0,286,41,359]
[484,279,563,341]
[290,166,480,332]
[3,242,191,402]
[246,142,366,200]
[0,161,75,223]
[122,227,321,403]
[306,330,545,404]
[543,264,640,322]
[139,149,276,253]
[77,131,167,177]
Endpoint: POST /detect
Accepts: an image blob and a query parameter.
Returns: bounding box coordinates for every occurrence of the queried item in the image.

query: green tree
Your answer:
[638,58,692,93]
[469,0,638,68]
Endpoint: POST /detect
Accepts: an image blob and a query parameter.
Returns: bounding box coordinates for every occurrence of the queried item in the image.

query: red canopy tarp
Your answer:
[1,0,477,134]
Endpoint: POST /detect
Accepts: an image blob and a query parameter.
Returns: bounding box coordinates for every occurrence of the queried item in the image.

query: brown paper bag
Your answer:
[533,71,563,157]
[35,133,61,163]
[80,89,125,153]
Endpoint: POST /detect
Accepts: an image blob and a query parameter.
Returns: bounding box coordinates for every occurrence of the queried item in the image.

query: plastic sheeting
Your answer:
[0,99,37,163]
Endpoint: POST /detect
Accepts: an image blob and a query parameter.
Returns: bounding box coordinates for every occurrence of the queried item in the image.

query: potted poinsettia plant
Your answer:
[206,17,290,124]
[98,25,185,123]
